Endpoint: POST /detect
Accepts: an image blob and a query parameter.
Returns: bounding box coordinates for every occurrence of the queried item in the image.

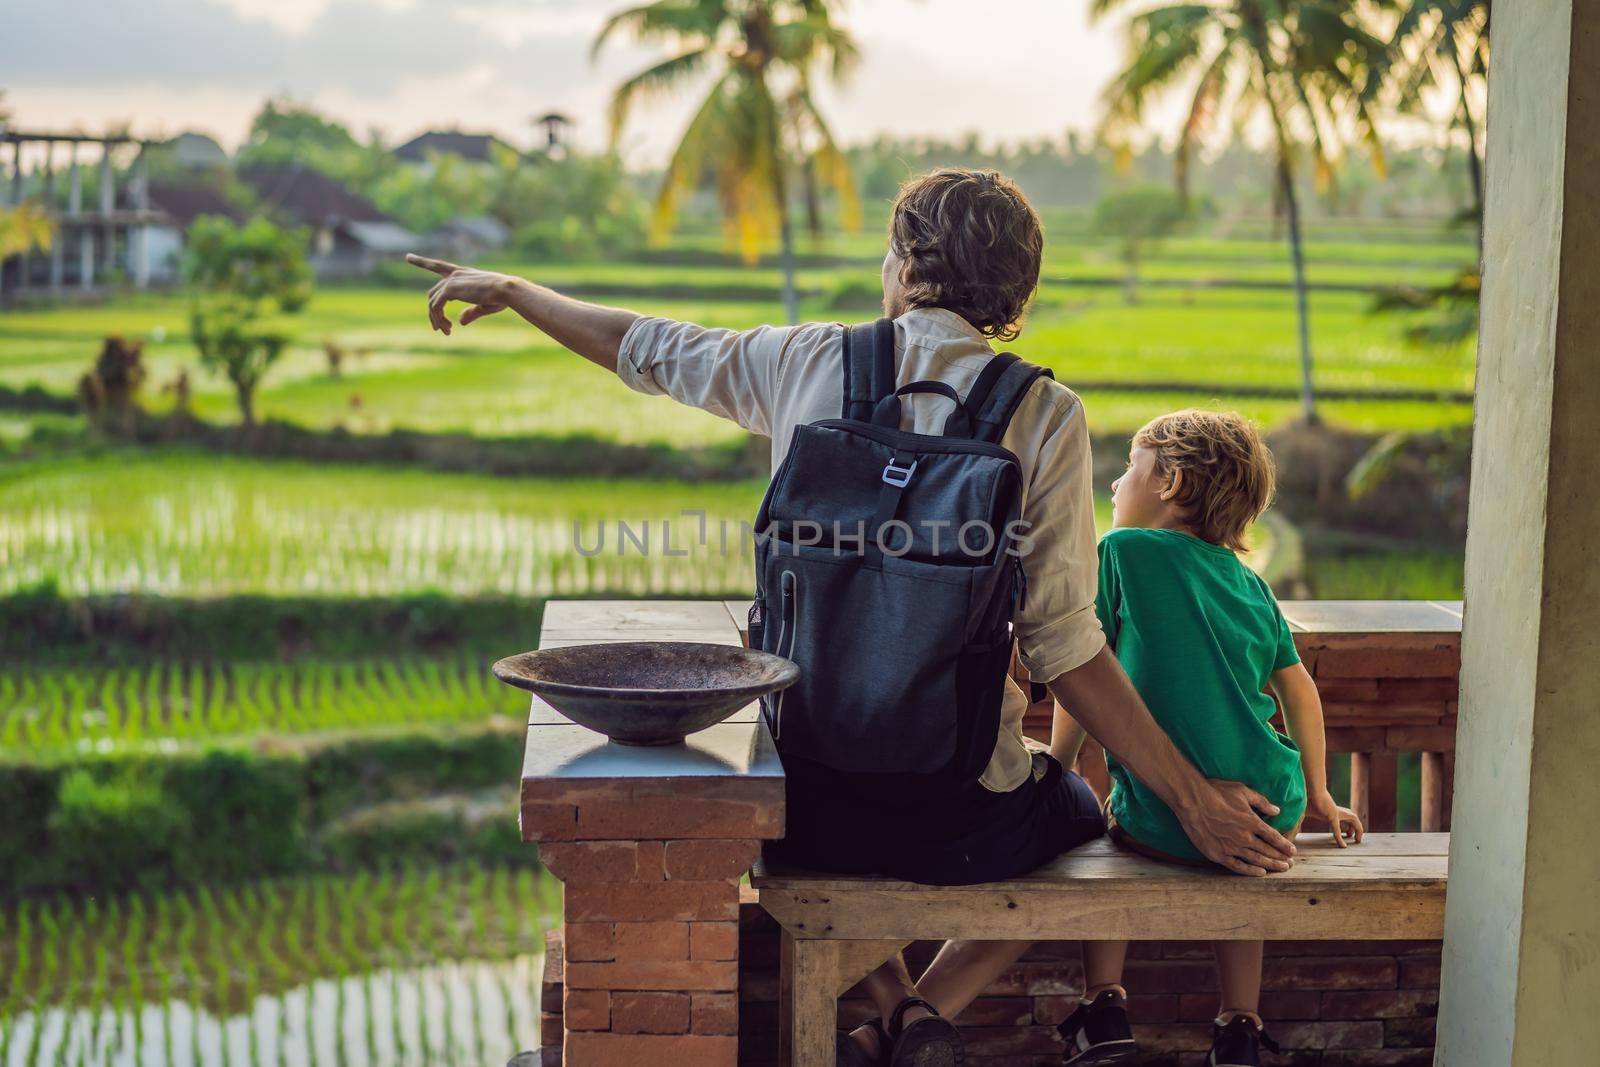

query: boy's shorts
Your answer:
[1104,794,1302,868]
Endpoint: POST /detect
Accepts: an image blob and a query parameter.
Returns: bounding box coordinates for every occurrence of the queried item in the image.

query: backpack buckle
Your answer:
[881,458,918,488]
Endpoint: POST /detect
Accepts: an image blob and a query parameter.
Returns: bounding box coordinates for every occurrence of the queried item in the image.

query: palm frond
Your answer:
[794,87,861,232]
[1175,45,1238,202]
[771,12,860,81]
[1100,4,1218,138]
[606,48,712,146]
[651,73,738,243]
[592,0,726,59]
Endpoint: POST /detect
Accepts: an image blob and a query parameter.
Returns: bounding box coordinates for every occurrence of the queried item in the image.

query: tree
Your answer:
[236,98,369,182]
[493,151,648,260]
[1093,184,1189,302]
[1389,0,1489,254]
[594,0,862,324]
[183,216,311,427]
[1094,0,1392,423]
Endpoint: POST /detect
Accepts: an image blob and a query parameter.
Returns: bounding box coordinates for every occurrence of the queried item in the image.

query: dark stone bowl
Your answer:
[492,641,799,746]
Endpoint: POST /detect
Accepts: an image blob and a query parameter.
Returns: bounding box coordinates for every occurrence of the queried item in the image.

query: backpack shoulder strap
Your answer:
[955,353,1019,430]
[840,318,897,422]
[967,356,1055,444]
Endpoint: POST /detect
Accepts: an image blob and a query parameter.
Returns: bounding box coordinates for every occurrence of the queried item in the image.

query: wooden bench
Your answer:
[753,832,1448,1066]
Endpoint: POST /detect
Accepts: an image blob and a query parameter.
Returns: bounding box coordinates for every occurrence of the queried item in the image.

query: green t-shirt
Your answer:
[1096,527,1307,862]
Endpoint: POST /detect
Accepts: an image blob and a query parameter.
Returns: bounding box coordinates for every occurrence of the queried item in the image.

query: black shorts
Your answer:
[767,753,1106,886]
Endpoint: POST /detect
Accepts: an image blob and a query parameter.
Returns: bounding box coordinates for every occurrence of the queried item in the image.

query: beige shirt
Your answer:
[616,306,1106,791]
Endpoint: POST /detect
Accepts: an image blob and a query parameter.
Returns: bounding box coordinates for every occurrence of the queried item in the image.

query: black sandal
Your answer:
[887,996,965,1067]
[836,1019,891,1067]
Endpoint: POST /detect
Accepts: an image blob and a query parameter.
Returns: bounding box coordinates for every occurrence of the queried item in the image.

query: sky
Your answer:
[0,0,1132,163]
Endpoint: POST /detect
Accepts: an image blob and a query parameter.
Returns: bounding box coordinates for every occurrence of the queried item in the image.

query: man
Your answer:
[408,168,1295,1065]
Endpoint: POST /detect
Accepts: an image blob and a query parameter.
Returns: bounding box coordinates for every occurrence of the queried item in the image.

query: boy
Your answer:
[1056,410,1363,1067]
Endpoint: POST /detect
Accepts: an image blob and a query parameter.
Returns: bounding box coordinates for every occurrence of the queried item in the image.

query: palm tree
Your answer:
[1093,0,1392,423]
[595,0,861,324]
[1389,0,1489,255]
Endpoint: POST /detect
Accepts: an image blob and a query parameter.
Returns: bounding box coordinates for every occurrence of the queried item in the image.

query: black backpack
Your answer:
[749,317,1053,784]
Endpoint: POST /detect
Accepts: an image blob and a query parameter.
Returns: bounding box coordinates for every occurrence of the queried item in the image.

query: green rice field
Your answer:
[0,233,1477,441]
[0,864,558,1067]
[0,453,764,598]
[0,657,525,755]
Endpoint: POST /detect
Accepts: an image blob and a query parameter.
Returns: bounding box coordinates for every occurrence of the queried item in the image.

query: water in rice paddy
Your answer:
[1,955,543,1067]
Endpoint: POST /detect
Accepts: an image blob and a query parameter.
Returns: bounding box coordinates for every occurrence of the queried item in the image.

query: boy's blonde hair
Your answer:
[1132,409,1276,552]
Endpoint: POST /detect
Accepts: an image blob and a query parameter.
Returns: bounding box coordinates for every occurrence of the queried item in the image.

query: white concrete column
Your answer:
[46,144,63,291]
[68,149,82,214]
[99,146,115,278]
[132,147,150,288]
[79,228,94,290]
[1437,0,1600,1063]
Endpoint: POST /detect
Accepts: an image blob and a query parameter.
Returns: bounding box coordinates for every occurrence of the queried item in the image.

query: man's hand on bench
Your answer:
[1044,649,1297,877]
[1179,779,1298,876]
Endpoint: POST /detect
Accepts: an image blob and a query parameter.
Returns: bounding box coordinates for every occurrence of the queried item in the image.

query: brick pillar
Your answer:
[521,707,784,1067]
[540,836,758,1063]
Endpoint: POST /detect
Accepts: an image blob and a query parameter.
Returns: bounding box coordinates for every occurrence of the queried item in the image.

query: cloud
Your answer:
[1,0,614,99]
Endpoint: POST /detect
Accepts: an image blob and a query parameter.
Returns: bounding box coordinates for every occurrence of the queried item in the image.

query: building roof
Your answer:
[431,215,511,245]
[154,131,229,169]
[342,220,421,254]
[145,182,245,227]
[393,130,515,164]
[237,164,391,226]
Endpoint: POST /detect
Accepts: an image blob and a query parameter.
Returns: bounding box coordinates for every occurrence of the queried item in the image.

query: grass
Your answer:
[0,864,559,1067]
[1305,548,1465,600]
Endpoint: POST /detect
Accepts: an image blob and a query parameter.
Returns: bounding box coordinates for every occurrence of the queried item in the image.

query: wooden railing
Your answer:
[1019,599,1463,833]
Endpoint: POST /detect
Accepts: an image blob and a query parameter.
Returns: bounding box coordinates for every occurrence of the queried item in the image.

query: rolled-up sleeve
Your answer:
[616,316,796,436]
[1013,394,1107,683]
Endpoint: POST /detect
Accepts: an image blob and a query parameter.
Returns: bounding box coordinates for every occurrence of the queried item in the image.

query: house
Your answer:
[425,215,511,259]
[393,130,515,170]
[132,181,246,283]
[237,164,420,279]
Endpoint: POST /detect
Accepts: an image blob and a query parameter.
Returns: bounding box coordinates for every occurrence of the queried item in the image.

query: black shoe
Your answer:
[1057,989,1138,1065]
[886,996,964,1067]
[1207,1015,1280,1067]
[837,1019,891,1067]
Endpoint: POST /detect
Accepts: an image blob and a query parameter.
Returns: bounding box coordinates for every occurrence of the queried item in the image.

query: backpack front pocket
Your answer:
[758,544,981,776]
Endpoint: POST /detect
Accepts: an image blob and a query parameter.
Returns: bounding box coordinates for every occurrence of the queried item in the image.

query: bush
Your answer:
[47,769,184,890]
[4,581,541,663]
[0,723,527,895]
[320,795,527,870]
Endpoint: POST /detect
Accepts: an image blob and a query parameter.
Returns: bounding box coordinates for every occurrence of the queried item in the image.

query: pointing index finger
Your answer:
[406,253,456,276]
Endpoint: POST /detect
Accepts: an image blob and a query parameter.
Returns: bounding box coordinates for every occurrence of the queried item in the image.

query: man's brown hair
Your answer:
[888,168,1043,342]
[1132,409,1277,552]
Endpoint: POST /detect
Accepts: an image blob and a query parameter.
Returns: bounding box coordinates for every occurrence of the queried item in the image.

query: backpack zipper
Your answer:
[812,418,1022,465]
[771,569,798,740]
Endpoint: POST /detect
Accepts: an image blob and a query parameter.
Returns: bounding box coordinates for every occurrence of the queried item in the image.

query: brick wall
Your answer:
[541,901,1441,1066]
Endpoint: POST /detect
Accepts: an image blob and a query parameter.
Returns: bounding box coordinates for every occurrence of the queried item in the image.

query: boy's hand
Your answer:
[1310,790,1364,847]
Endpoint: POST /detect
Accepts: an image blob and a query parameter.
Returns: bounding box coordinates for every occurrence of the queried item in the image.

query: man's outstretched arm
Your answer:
[407,254,637,372]
[1048,646,1297,876]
